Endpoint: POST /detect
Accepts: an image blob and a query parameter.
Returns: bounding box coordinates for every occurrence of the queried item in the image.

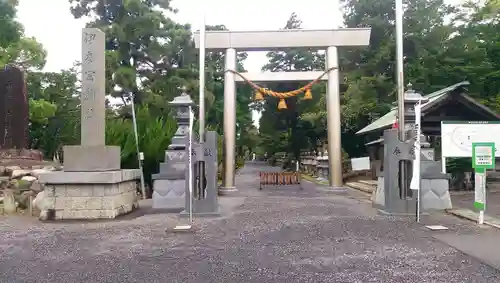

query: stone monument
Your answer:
[0,65,44,165]
[373,129,417,215]
[151,91,194,210]
[180,131,221,217]
[37,28,141,220]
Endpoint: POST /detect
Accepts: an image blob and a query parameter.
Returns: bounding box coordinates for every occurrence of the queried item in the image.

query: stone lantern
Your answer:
[168,88,195,149]
[152,88,195,209]
[403,83,428,141]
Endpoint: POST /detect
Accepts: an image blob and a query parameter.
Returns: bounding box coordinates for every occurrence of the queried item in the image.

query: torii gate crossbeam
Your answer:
[194,28,371,192]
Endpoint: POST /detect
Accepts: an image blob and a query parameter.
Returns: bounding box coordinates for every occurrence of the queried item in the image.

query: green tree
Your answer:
[338,0,467,154]
[447,0,500,111]
[69,0,197,112]
[0,0,46,68]
[258,13,326,162]
[26,67,81,158]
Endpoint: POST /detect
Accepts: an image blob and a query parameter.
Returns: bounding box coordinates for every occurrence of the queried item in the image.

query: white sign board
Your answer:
[441,121,500,158]
[351,157,370,171]
[474,171,486,210]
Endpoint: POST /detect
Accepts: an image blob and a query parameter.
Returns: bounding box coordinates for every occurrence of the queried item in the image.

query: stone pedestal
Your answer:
[317,157,329,180]
[63,145,121,171]
[152,150,187,209]
[38,170,140,219]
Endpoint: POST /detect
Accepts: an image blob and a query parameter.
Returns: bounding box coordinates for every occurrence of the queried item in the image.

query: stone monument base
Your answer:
[63,145,121,171]
[38,169,141,220]
[373,177,417,215]
[152,179,185,210]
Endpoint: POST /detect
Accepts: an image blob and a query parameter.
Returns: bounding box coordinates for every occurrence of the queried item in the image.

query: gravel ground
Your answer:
[0,162,499,283]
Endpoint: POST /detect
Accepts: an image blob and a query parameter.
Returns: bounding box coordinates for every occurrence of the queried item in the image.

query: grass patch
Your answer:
[301,174,329,185]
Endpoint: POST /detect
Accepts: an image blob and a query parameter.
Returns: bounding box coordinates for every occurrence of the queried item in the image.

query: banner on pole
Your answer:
[410,101,422,191]
[474,171,486,210]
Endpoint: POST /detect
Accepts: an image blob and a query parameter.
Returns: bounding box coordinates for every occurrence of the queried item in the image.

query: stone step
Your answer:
[358,180,377,186]
[345,181,375,194]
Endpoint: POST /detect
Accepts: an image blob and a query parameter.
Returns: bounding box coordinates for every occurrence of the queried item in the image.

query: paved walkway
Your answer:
[1,162,500,282]
[452,190,500,218]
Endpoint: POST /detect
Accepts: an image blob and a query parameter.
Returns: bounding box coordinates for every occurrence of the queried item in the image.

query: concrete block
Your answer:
[118,181,135,193]
[101,209,118,219]
[44,186,55,197]
[57,209,102,220]
[152,179,185,209]
[101,196,114,209]
[54,186,67,197]
[58,196,102,210]
[44,195,55,209]
[122,169,141,181]
[38,169,141,184]
[92,184,106,196]
[104,184,119,196]
[63,145,121,171]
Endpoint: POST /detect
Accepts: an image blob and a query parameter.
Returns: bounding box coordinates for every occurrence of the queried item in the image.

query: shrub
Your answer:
[106,105,176,196]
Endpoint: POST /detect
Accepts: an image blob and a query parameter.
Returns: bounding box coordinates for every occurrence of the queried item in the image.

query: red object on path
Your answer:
[392,119,399,129]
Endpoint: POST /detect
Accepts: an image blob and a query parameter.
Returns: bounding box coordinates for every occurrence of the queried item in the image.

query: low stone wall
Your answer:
[0,163,60,214]
[38,169,141,220]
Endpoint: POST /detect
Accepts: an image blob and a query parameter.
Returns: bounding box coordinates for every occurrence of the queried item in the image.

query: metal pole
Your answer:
[197,11,207,196]
[222,48,237,191]
[414,100,422,222]
[396,0,405,137]
[326,46,343,188]
[188,106,194,223]
[130,94,147,199]
[199,12,206,142]
[396,0,407,198]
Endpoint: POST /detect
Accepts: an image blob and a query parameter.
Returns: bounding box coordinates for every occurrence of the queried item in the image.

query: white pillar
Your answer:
[81,28,106,146]
[326,46,343,188]
[222,48,237,191]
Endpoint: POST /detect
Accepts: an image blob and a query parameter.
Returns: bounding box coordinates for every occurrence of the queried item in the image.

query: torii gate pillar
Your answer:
[194,28,371,191]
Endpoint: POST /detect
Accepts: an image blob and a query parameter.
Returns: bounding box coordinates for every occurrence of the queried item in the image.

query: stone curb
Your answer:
[300,174,328,186]
[446,208,500,229]
[344,182,374,195]
[450,188,500,196]
[300,174,372,202]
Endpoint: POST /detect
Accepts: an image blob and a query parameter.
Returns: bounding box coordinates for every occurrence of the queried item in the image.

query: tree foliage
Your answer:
[0,1,46,68]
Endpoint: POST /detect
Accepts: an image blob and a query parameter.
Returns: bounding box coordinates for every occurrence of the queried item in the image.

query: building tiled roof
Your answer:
[356,81,472,135]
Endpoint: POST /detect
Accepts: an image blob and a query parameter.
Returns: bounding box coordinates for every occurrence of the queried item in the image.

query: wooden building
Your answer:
[355,81,500,179]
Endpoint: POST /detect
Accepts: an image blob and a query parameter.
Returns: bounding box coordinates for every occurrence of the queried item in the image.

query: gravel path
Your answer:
[0,162,499,282]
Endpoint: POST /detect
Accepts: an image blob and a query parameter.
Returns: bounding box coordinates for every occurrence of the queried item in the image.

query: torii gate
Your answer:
[194,28,371,191]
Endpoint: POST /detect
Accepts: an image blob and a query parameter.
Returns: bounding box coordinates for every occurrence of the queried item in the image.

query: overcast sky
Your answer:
[16,0,347,73]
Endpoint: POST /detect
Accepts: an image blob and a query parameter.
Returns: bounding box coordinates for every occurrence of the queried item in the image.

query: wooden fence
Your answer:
[259,171,301,190]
